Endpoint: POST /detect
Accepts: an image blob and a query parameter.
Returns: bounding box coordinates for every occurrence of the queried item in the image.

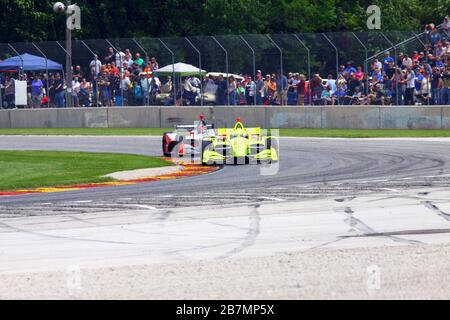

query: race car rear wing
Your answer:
[217,127,261,136]
[176,124,215,131]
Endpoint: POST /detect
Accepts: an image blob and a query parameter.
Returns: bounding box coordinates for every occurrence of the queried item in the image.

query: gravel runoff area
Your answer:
[1,243,450,300]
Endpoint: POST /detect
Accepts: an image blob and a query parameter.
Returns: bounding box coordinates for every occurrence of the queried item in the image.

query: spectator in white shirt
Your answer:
[204,75,217,94]
[89,54,102,76]
[373,58,382,70]
[125,54,134,70]
[115,48,126,71]
[120,71,131,106]
[325,74,337,94]
[435,43,445,57]
[405,67,416,105]
[183,76,197,93]
[72,77,81,107]
[443,16,450,30]
[402,54,413,68]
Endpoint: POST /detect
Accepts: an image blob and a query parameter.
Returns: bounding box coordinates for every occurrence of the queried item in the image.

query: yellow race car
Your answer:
[201,118,279,165]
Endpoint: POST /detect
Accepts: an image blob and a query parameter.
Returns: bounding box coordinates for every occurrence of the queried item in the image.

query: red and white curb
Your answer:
[0,160,219,197]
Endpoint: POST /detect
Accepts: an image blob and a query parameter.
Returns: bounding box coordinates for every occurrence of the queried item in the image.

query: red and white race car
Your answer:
[162,115,215,157]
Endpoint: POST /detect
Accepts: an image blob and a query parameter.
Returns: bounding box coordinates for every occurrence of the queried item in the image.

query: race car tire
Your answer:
[266,137,279,164]
[163,135,184,158]
[171,136,186,157]
[249,143,264,156]
[201,140,213,166]
[162,133,171,157]
[233,157,249,165]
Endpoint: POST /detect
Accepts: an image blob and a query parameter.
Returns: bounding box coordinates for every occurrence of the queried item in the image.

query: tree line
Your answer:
[0,0,447,43]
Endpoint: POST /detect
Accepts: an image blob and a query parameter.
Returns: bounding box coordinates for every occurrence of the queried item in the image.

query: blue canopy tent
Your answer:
[0,53,63,108]
[0,53,63,72]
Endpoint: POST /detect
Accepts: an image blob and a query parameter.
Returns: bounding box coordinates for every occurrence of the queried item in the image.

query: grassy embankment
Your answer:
[0,150,171,191]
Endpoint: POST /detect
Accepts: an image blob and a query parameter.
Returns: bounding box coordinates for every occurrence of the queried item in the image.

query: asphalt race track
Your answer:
[2,136,450,299]
[1,136,450,206]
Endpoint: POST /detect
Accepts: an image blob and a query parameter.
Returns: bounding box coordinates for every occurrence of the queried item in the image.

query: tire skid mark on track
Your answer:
[339,228,450,238]
[0,220,146,245]
[3,180,450,217]
[423,201,450,222]
[217,204,261,260]
[338,206,424,245]
[2,138,450,213]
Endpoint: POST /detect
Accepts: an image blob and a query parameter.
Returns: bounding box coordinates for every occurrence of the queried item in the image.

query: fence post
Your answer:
[8,44,24,74]
[239,35,256,106]
[158,38,176,107]
[322,33,339,105]
[105,39,124,107]
[8,44,24,108]
[31,43,50,108]
[293,34,312,106]
[185,37,203,106]
[352,32,369,96]
[412,31,430,105]
[443,29,450,38]
[211,36,229,106]
[266,35,283,76]
[55,41,73,108]
[369,30,431,62]
[132,38,152,106]
[132,38,150,66]
[380,33,399,106]
[267,35,286,105]
[80,40,99,107]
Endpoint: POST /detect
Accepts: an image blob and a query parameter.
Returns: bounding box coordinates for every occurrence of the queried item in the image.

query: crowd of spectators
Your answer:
[302,20,450,106]
[1,18,449,109]
[0,48,164,109]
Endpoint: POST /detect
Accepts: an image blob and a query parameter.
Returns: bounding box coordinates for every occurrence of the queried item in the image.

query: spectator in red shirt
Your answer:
[109,62,119,76]
[355,66,365,81]
[412,51,421,62]
[296,74,307,105]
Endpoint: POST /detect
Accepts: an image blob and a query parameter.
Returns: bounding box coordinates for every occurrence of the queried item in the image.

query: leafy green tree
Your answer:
[0,0,447,43]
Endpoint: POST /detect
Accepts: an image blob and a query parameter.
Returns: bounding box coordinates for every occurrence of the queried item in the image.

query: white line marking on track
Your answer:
[260,196,285,202]
[133,205,158,211]
[380,188,399,192]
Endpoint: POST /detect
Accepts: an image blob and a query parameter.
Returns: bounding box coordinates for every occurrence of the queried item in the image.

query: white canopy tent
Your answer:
[153,62,207,77]
[206,72,244,81]
[153,63,207,106]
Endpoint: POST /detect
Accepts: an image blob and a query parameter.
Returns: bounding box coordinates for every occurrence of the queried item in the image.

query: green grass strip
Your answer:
[0,150,171,191]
